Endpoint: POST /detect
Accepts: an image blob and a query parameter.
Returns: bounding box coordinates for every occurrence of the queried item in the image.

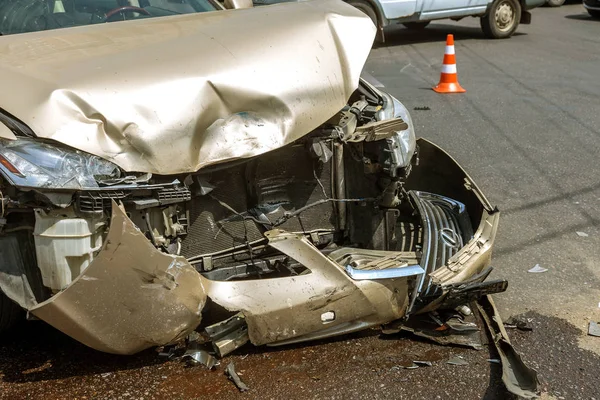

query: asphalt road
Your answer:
[1,3,599,400]
[365,2,600,397]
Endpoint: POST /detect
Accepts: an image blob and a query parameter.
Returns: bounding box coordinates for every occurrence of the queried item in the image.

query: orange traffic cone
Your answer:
[433,34,466,94]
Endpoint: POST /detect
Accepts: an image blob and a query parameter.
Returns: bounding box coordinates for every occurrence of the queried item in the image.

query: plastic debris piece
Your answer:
[477,295,539,399]
[383,311,484,350]
[182,348,218,369]
[158,345,178,360]
[504,316,533,331]
[225,362,249,392]
[487,359,501,364]
[446,317,479,332]
[186,331,203,343]
[413,360,433,367]
[447,356,468,366]
[588,321,600,337]
[528,264,548,273]
[576,231,589,237]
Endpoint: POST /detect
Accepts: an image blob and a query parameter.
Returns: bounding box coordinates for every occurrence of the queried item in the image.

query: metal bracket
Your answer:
[205,313,249,357]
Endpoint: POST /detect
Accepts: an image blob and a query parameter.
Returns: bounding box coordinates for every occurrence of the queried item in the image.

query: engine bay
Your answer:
[0,82,423,293]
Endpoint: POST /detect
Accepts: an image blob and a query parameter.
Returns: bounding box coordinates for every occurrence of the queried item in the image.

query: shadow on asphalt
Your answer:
[376,24,527,48]
[564,13,600,20]
[0,318,517,399]
[0,321,163,383]
[378,330,514,399]
[508,312,600,398]
[0,322,379,383]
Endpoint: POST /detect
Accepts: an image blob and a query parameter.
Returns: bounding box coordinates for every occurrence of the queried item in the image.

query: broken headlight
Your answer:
[0,138,121,189]
[378,92,417,170]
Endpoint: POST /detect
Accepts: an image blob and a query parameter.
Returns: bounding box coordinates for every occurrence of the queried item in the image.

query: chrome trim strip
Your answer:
[345,264,425,280]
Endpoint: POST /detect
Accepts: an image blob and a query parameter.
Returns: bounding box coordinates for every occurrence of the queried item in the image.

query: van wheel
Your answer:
[481,0,521,39]
[589,9,600,18]
[403,21,430,30]
[347,0,383,42]
[0,291,22,335]
[348,0,378,27]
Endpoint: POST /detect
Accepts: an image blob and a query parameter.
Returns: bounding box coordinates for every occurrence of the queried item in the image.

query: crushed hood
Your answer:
[0,0,375,174]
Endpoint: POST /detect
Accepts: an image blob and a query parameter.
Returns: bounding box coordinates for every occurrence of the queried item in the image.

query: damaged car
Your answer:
[0,0,504,358]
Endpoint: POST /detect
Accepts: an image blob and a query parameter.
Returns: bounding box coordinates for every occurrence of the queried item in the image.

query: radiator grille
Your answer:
[409,191,473,298]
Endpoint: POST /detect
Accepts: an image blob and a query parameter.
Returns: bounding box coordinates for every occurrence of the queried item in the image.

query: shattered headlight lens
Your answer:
[0,138,121,189]
[378,92,417,169]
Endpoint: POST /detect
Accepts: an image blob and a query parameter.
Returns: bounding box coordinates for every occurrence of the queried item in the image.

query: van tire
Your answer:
[588,9,600,18]
[348,0,378,27]
[403,21,430,30]
[481,0,521,39]
[0,291,22,335]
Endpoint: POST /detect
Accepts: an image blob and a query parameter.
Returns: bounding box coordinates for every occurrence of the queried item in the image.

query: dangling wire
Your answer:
[0,189,5,218]
[210,194,260,266]
[272,197,378,227]
[313,164,329,200]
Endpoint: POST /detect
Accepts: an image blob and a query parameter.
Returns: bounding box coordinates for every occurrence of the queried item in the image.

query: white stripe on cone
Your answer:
[445,45,455,55]
[441,64,457,74]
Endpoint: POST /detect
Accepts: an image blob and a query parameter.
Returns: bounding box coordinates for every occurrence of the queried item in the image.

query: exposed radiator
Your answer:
[181,166,263,259]
[180,143,336,259]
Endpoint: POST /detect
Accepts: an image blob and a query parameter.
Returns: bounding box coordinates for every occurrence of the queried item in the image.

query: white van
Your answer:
[344,0,545,40]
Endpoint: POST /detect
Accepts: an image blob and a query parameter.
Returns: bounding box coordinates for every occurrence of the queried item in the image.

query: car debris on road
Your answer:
[588,321,600,337]
[504,316,534,331]
[446,355,469,366]
[528,264,549,273]
[225,362,250,392]
[182,347,219,370]
[477,296,540,399]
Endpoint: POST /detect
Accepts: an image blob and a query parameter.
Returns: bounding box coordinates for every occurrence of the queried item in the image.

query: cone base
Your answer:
[432,82,466,94]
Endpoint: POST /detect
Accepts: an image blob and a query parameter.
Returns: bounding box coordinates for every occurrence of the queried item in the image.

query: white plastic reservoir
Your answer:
[34,209,104,291]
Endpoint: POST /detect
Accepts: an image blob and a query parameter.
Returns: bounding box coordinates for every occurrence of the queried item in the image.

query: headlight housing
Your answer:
[0,138,121,189]
[377,92,417,171]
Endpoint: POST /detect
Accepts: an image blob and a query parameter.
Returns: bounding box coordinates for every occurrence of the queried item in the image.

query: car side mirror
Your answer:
[224,0,253,9]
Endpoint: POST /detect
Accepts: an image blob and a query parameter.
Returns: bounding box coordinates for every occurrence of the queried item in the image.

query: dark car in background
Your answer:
[583,0,600,17]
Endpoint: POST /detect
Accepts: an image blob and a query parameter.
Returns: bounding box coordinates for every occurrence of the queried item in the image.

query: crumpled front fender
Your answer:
[30,201,206,355]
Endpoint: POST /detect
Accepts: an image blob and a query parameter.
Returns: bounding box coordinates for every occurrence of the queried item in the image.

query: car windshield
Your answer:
[0,0,218,35]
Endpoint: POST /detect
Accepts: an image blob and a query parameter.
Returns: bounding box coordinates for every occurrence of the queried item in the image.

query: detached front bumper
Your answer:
[29,202,207,355]
[7,139,500,355]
